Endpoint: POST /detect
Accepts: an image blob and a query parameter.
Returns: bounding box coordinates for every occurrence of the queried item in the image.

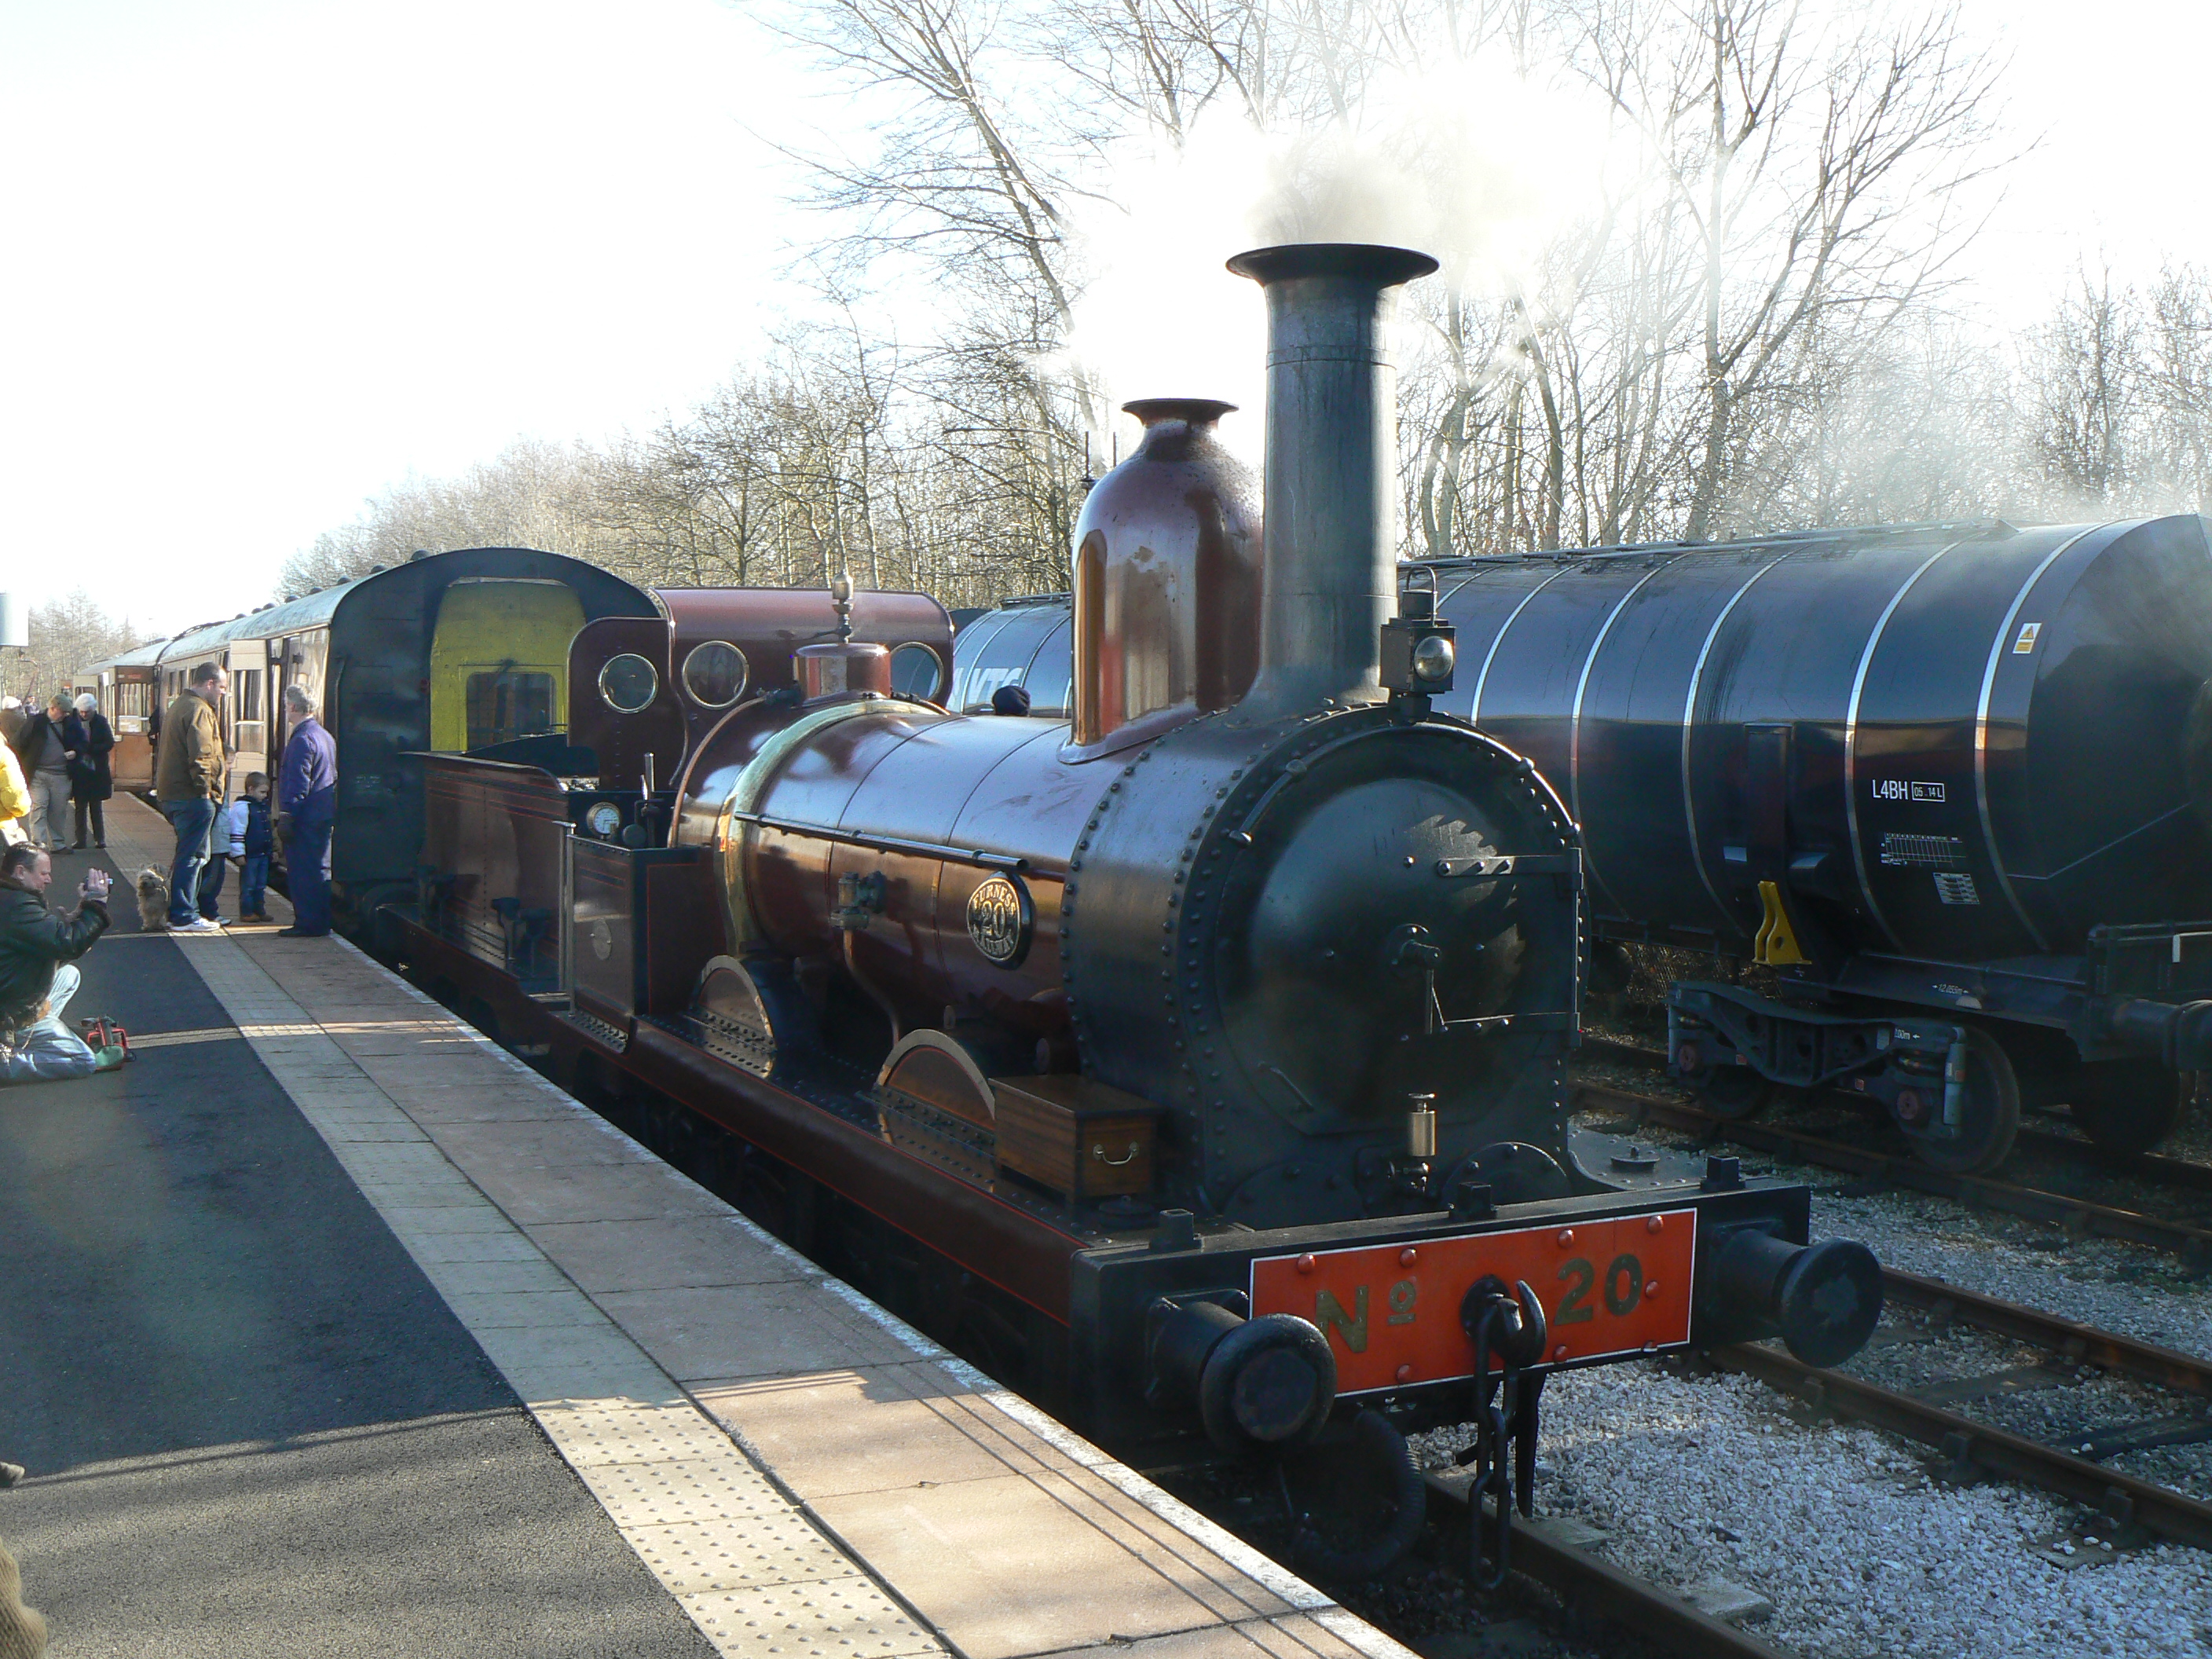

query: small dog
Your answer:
[136,869,170,932]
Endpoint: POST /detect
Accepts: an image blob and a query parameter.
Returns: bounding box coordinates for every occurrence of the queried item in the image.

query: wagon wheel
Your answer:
[1696,1063,1774,1121]
[1903,1027,2020,1175]
[2067,1060,2187,1156]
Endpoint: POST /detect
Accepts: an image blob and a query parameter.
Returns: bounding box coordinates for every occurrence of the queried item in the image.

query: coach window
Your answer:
[599,653,658,714]
[681,641,748,709]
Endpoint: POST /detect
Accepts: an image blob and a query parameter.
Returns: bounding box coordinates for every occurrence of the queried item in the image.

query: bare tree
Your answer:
[14,591,145,705]
[2027,266,2141,507]
[1573,0,2004,540]
[2145,266,2212,514]
[768,0,1085,325]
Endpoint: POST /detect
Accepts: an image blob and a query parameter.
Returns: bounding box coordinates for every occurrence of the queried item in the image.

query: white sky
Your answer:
[0,0,2204,639]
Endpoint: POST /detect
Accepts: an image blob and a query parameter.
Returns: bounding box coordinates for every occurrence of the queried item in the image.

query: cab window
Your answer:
[466,671,555,750]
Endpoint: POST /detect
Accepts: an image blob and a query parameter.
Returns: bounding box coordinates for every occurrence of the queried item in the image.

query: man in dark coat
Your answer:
[64,695,113,850]
[0,844,117,1082]
[10,698,75,854]
[276,684,336,938]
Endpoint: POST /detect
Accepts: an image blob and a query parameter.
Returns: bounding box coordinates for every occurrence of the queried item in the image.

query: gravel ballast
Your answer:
[1418,1362,2212,1658]
[1390,1071,2212,1657]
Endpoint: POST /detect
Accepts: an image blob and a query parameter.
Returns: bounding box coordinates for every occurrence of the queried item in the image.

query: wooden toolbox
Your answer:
[990,1074,1162,1199]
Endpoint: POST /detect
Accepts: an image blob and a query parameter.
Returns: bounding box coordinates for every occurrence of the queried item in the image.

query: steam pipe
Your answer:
[1226,243,1439,715]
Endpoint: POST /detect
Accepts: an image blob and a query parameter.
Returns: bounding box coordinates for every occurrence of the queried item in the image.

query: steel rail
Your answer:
[1583,1061,2212,1386]
[1713,1343,2212,1552]
[1573,1081,2212,1269]
[1423,1472,1797,1659]
[1578,1035,2212,1196]
[1879,1270,2212,1398]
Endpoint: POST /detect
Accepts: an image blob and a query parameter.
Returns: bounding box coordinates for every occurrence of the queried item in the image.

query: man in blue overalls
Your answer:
[275,684,337,938]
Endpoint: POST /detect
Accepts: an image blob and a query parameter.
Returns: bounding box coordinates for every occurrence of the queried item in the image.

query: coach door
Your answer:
[428,579,587,753]
[226,639,269,795]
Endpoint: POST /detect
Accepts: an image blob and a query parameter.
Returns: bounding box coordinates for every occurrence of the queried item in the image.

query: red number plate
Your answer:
[1249,1209,1697,1394]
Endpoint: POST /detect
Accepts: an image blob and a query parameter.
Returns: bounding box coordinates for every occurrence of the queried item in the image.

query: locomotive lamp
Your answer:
[1380,568,1456,706]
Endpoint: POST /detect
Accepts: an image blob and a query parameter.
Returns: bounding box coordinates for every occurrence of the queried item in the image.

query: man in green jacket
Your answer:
[153,663,227,933]
[0,844,119,1082]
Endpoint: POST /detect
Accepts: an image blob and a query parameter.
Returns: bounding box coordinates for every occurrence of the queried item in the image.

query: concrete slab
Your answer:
[811,1474,1224,1659]
[599,1283,922,1382]
[694,1366,1043,1497]
[526,1216,812,1293]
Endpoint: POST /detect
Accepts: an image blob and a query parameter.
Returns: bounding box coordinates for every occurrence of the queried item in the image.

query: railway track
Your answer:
[1573,1054,2212,1555]
[1404,1272,2212,1658]
[1572,1065,2212,1269]
[1393,1268,2212,1658]
[1419,1471,1797,1659]
[1580,1034,2212,1192]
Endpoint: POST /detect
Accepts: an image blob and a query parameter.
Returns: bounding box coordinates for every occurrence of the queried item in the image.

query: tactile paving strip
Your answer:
[579,1456,794,1527]
[678,1579,940,1659]
[538,1402,749,1467]
[632,1514,860,1593]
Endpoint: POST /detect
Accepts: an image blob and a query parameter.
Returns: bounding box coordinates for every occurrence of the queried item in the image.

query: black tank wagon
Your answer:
[1420,515,2212,1170]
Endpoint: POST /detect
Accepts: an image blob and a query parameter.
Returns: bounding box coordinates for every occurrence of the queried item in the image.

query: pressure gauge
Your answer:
[587,802,623,839]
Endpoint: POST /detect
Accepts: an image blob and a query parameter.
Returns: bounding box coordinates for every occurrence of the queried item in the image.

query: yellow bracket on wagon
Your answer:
[1754,880,1807,966]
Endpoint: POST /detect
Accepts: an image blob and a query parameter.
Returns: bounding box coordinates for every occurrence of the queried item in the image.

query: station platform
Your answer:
[0,797,1415,1659]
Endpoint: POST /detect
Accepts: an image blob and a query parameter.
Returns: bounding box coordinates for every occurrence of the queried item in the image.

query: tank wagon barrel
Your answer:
[1414,515,2212,1168]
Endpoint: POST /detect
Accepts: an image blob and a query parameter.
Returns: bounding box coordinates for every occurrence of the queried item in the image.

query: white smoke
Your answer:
[1056,57,1613,463]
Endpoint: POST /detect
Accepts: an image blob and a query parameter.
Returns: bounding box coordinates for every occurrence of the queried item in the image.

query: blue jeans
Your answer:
[0,964,96,1083]
[197,849,225,919]
[240,854,269,917]
[288,815,333,934]
[163,797,218,927]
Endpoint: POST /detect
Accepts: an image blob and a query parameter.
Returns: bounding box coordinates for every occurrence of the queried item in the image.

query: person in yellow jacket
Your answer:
[0,739,30,848]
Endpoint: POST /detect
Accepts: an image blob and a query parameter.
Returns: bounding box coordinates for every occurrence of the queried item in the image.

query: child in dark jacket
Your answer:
[226,774,275,925]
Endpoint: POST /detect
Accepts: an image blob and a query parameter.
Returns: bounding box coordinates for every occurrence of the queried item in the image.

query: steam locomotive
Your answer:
[955,515,2212,1176]
[217,246,1882,1547]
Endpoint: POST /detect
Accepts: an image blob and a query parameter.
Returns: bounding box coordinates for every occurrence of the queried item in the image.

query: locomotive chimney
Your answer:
[1225,242,1439,714]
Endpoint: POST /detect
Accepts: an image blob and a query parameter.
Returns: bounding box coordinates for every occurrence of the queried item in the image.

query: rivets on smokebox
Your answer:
[1295,1254,1316,1274]
[1646,1214,1665,1234]
[1556,1229,1575,1248]
[1399,1247,1417,1267]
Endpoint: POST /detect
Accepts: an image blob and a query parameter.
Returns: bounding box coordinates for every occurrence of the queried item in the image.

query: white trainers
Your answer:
[170,917,222,933]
